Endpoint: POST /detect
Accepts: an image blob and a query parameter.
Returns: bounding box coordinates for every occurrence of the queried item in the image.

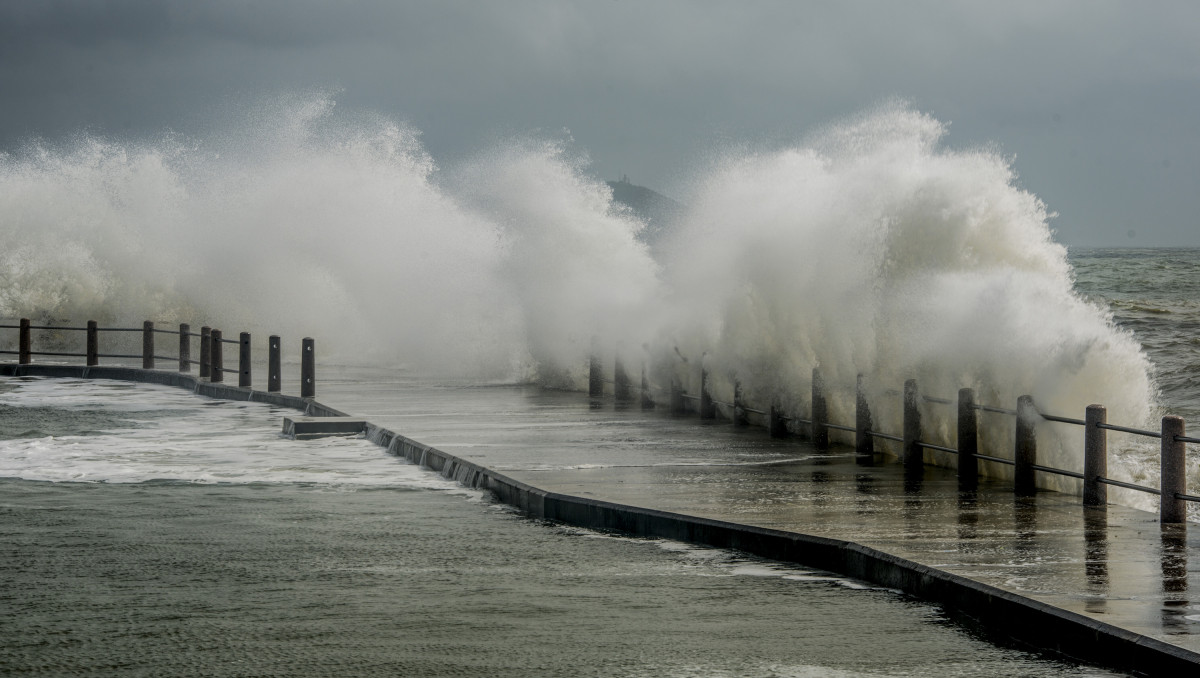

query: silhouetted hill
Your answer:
[607,177,683,249]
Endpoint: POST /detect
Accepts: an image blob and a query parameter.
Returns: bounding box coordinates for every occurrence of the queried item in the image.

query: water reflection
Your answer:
[810,470,831,509]
[1082,509,1108,615]
[855,473,876,517]
[1160,524,1190,634]
[903,483,923,541]
[1013,498,1037,560]
[957,491,978,545]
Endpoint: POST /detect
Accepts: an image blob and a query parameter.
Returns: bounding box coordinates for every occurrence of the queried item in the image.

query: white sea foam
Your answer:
[0,377,468,491]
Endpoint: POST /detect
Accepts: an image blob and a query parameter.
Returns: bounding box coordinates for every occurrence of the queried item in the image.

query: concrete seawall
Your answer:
[5,363,1198,675]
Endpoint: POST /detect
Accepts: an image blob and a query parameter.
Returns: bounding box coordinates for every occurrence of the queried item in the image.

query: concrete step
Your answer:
[282,416,366,440]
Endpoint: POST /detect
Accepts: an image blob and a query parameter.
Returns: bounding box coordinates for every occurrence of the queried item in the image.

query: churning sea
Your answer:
[4,247,1196,677]
[1071,248,1200,420]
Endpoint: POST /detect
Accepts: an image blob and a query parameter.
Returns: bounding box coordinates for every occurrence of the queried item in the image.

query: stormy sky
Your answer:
[2,0,1198,246]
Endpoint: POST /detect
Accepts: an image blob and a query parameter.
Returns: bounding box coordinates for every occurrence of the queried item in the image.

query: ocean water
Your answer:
[1070,248,1200,420]
[0,377,1123,677]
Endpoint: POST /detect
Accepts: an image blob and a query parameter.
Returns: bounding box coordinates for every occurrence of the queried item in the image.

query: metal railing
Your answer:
[585,353,1197,525]
[1,318,317,398]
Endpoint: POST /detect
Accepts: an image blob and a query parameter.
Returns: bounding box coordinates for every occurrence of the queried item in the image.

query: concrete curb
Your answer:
[6,363,1197,675]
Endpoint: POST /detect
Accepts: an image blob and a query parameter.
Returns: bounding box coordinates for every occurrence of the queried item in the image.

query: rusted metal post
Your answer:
[614,355,632,403]
[855,374,874,464]
[769,405,788,438]
[18,318,30,364]
[239,332,251,388]
[86,320,98,366]
[1014,395,1037,497]
[699,368,716,419]
[811,368,828,449]
[733,380,748,426]
[1084,404,1107,507]
[210,330,224,383]
[301,337,315,398]
[589,354,603,397]
[958,388,978,489]
[1160,416,1186,523]
[268,335,281,392]
[903,379,922,473]
[178,324,190,372]
[142,321,154,369]
[199,326,211,378]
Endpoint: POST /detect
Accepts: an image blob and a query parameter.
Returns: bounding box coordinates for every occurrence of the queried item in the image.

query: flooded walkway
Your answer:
[317,368,1200,670]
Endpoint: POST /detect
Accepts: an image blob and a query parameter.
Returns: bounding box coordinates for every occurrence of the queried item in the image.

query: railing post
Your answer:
[86,320,98,366]
[769,404,788,438]
[855,374,874,464]
[178,324,190,372]
[142,321,154,369]
[199,326,211,378]
[210,330,223,383]
[301,337,315,398]
[1160,416,1186,523]
[811,367,828,449]
[958,388,978,489]
[640,365,654,410]
[699,368,716,419]
[18,318,30,364]
[1014,395,1037,497]
[268,335,281,392]
[1083,404,1107,507]
[588,354,603,397]
[903,379,922,473]
[614,354,632,403]
[239,332,251,388]
[733,380,748,426]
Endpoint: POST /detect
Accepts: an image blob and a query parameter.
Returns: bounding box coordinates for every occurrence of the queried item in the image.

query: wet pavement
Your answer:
[316,369,1200,655]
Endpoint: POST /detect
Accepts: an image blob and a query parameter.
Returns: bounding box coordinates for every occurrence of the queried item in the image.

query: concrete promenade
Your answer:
[316,368,1200,675]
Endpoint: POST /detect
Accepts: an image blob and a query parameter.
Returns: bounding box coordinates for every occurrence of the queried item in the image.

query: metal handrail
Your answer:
[1097,422,1162,438]
[919,441,958,455]
[975,453,1015,466]
[1031,464,1084,480]
[1040,413,1086,426]
[1097,477,1160,495]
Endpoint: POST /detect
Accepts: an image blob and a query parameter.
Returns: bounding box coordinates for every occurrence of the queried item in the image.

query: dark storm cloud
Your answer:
[2,0,1198,245]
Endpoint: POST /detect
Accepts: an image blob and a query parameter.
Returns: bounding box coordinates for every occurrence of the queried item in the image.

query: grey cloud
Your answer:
[1,0,1198,245]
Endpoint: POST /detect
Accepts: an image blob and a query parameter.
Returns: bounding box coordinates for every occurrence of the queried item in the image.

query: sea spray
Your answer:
[655,104,1157,490]
[0,94,663,382]
[0,97,496,375]
[448,135,662,386]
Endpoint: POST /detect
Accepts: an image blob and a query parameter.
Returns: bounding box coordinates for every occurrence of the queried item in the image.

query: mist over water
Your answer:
[0,95,1163,490]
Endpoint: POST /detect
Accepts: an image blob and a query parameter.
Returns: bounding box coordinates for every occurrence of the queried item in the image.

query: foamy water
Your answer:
[0,377,475,491]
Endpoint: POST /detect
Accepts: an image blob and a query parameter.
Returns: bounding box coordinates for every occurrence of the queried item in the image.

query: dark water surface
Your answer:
[1071,247,1200,419]
[1,478,1122,677]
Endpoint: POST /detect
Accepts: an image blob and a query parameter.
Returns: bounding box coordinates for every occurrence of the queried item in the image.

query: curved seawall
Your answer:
[4,363,1197,676]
